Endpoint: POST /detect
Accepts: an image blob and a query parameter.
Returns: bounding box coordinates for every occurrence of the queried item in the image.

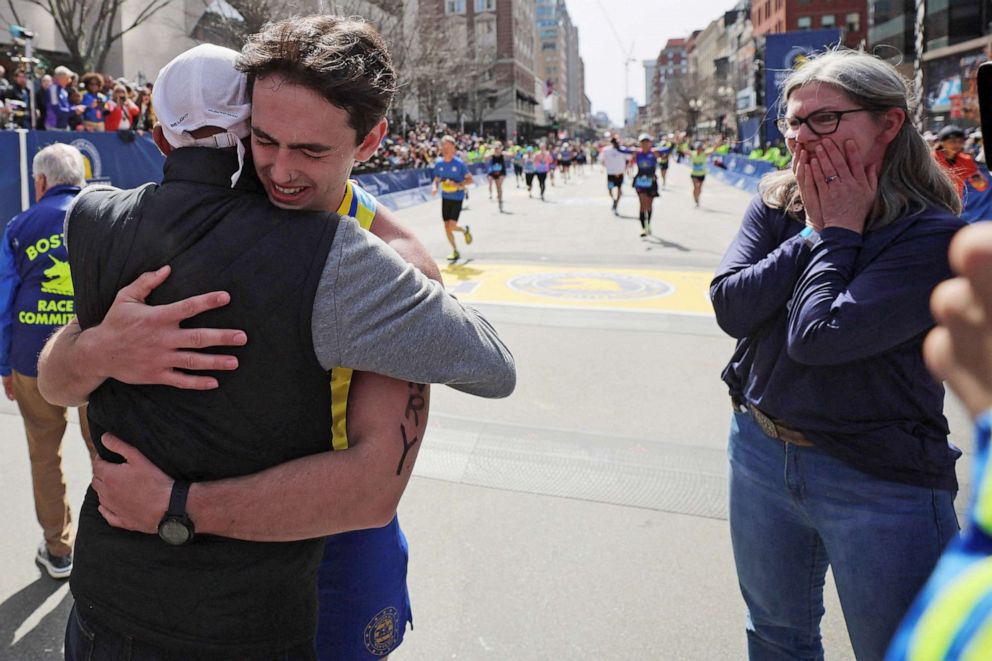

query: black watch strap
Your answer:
[167,480,191,517]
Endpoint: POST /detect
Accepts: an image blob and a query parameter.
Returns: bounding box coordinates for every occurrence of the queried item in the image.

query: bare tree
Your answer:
[5,0,171,72]
[191,0,306,49]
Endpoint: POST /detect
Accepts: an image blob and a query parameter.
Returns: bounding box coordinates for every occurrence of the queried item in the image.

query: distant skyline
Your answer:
[567,0,742,126]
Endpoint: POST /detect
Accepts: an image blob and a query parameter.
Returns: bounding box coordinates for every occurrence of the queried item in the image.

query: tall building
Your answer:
[643,60,658,106]
[535,0,568,119]
[751,0,867,48]
[920,0,992,129]
[417,0,542,139]
[657,36,691,132]
[565,19,581,119]
[867,0,914,61]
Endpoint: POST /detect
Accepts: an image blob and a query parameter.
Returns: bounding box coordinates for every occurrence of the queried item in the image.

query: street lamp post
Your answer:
[688,98,702,138]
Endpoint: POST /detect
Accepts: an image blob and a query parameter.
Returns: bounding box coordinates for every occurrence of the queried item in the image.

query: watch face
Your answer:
[159,518,192,546]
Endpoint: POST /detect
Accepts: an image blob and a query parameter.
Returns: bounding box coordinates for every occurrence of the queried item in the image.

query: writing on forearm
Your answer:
[397,382,426,476]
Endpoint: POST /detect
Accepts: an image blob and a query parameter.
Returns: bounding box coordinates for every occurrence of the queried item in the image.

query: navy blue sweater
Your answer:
[712,195,965,490]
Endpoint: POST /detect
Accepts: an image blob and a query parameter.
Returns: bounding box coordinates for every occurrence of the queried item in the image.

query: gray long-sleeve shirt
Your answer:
[313,218,514,398]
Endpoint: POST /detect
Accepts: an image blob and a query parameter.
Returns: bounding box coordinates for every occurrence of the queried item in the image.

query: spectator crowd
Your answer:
[0,64,155,134]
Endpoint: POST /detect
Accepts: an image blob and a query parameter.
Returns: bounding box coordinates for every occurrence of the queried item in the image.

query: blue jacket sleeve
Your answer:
[0,225,21,376]
[52,86,71,125]
[710,196,810,339]
[786,221,958,366]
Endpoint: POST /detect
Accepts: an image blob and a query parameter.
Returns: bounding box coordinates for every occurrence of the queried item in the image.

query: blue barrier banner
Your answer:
[0,130,164,223]
[1,133,496,219]
[354,162,490,212]
[764,29,842,144]
[707,154,778,194]
[0,131,22,220]
[708,154,992,225]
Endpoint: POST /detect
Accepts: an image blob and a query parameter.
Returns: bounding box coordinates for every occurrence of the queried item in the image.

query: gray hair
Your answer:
[760,50,961,230]
[33,143,86,187]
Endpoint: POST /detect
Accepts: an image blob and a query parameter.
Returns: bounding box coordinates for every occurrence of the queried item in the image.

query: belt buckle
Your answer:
[749,405,779,439]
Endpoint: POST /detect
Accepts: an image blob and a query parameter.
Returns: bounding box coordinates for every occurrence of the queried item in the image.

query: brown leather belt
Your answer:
[733,398,815,447]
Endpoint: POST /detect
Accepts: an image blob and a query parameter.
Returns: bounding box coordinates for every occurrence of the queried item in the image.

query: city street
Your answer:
[0,161,974,660]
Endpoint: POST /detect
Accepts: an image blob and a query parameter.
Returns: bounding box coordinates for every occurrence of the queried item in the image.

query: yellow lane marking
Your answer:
[440,262,714,316]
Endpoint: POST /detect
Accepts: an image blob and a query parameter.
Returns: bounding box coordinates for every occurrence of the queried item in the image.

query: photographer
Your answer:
[103,84,139,132]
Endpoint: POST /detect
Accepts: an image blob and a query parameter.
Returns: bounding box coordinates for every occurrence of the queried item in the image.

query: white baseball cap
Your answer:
[152,44,251,186]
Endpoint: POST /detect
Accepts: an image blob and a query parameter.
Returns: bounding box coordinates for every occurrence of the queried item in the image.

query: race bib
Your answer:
[441,180,460,193]
[491,164,503,173]
[635,175,653,188]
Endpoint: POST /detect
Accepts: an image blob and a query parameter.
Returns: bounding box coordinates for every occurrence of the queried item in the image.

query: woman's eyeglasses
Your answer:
[776,109,869,137]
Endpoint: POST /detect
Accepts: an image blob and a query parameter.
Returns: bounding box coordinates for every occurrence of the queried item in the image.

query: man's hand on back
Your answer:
[38,265,251,406]
[92,433,172,534]
[86,265,248,389]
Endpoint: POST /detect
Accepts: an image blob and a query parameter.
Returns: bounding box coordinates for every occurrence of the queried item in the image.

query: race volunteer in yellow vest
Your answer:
[0,143,96,580]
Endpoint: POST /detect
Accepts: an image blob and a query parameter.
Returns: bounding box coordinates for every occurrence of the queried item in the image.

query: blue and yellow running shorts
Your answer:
[316,516,412,660]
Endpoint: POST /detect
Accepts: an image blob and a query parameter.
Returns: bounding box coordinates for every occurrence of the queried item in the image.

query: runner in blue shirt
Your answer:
[558,142,573,183]
[431,135,474,261]
[631,134,660,237]
[512,147,524,188]
[487,142,507,212]
[522,149,537,197]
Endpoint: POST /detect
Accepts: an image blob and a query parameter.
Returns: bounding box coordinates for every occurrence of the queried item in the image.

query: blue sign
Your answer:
[764,29,842,144]
[0,130,164,223]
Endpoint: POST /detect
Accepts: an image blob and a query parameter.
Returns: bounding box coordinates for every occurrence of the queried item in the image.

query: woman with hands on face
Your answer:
[710,50,965,661]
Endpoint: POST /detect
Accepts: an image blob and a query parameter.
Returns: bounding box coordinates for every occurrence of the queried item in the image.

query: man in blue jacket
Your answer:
[0,142,96,579]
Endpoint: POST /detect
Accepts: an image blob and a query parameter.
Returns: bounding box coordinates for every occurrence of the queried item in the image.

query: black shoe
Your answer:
[35,541,72,579]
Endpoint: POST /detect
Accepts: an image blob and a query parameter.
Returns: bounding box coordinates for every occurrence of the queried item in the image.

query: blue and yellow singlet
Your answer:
[329,179,377,450]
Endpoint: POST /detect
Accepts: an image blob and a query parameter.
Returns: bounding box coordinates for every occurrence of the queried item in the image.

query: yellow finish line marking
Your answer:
[439,262,714,316]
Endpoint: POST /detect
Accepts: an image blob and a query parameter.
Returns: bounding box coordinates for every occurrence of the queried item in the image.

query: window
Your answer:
[846,12,860,32]
[475,0,495,12]
[797,15,811,29]
[821,14,836,27]
[445,0,465,14]
[542,43,557,50]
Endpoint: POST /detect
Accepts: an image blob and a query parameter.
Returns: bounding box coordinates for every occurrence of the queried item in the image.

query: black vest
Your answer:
[67,148,339,656]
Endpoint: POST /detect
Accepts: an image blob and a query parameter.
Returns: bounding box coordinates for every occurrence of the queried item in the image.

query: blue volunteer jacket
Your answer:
[885,411,992,660]
[0,184,79,377]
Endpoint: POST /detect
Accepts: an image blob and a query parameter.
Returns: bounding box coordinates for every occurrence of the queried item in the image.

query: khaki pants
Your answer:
[13,371,96,557]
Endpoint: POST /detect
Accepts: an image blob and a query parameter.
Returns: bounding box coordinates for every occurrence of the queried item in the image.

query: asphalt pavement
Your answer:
[0,160,974,660]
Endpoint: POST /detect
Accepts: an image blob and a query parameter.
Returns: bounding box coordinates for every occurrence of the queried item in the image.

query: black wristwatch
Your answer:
[158,480,195,546]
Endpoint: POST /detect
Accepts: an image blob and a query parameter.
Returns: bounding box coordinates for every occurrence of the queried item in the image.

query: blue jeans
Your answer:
[728,410,958,661]
[65,604,316,661]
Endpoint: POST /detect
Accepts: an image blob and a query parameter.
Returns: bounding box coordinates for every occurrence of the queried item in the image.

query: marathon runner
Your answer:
[533,143,553,200]
[658,134,675,189]
[487,142,507,212]
[431,134,474,261]
[512,146,525,188]
[689,142,710,207]
[523,148,536,197]
[574,143,587,174]
[599,137,630,215]
[558,142,573,183]
[632,133,660,237]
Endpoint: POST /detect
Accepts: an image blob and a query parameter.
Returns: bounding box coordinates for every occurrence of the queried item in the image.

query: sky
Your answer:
[567,0,743,124]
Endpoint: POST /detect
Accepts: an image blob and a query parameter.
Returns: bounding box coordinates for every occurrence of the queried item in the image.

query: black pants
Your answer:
[536,172,547,195]
[525,172,535,188]
[65,605,317,661]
